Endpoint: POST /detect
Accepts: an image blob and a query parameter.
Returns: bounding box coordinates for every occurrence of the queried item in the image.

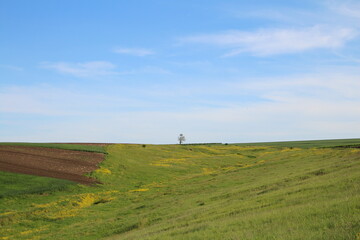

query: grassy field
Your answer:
[0,139,359,239]
[0,142,107,153]
[0,171,76,199]
[233,138,360,148]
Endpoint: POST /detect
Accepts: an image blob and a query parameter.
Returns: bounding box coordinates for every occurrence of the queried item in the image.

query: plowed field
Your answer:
[0,145,105,184]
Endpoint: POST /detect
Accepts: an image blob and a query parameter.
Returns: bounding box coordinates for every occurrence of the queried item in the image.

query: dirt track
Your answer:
[0,145,105,184]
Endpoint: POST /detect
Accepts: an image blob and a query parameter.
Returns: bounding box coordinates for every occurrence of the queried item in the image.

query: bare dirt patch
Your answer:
[0,145,105,184]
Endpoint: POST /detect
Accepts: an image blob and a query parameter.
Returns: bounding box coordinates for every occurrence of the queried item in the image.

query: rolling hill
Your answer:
[0,139,359,239]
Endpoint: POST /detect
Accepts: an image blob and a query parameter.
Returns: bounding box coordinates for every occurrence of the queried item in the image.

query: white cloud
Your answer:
[5,94,358,143]
[234,72,360,100]
[41,61,118,77]
[113,47,155,56]
[181,25,357,56]
[1,69,360,143]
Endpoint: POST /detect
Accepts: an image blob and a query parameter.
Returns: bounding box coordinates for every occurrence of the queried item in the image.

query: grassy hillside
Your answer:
[233,138,360,148]
[0,171,76,198]
[0,141,359,239]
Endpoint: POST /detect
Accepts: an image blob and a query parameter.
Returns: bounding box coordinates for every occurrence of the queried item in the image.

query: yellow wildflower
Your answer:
[129,188,149,192]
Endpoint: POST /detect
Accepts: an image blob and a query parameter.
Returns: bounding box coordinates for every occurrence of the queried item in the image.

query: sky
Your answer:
[1,0,360,144]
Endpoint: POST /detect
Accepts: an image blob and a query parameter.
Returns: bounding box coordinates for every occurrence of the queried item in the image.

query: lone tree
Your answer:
[178,134,186,144]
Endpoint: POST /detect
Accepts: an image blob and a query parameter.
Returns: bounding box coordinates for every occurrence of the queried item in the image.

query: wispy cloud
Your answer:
[113,47,155,56]
[231,72,360,101]
[229,8,314,23]
[326,0,360,19]
[1,69,360,143]
[41,61,118,77]
[181,25,357,57]
[0,85,153,116]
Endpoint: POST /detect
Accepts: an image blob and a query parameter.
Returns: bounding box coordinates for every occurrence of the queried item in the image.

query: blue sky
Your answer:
[1,0,360,143]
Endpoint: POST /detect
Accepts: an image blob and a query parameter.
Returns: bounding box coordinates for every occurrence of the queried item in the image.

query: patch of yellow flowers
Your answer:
[31,191,117,220]
[95,167,112,174]
[202,160,267,175]
[19,226,48,236]
[0,190,119,239]
[129,188,149,192]
[150,158,193,167]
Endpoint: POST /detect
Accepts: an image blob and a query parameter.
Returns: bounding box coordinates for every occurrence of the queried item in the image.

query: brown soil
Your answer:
[0,145,105,184]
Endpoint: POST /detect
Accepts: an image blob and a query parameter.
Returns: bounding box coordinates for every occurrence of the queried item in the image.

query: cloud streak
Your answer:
[113,47,155,56]
[327,0,360,19]
[1,69,360,143]
[181,25,357,56]
[41,61,118,77]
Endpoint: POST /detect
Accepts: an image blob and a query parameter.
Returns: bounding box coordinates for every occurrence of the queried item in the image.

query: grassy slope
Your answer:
[0,140,359,239]
[233,138,360,148]
[0,171,76,198]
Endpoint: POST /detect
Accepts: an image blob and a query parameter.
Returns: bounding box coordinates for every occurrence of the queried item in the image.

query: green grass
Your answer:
[0,142,107,153]
[233,138,360,148]
[0,140,359,239]
[0,171,76,198]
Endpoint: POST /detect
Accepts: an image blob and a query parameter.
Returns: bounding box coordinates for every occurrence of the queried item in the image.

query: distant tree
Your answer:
[178,134,186,144]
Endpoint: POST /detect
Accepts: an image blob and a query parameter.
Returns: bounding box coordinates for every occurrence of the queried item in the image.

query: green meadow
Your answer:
[0,139,359,239]
[0,142,107,154]
[233,138,360,148]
